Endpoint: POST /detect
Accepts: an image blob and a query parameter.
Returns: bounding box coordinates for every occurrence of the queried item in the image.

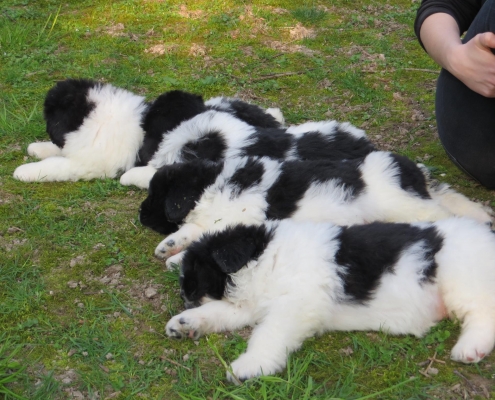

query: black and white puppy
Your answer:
[166,218,495,382]
[119,111,375,189]
[139,154,492,268]
[13,79,282,182]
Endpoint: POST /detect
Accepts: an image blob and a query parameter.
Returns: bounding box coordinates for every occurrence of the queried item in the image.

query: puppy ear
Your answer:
[164,160,222,223]
[164,189,198,223]
[211,238,257,274]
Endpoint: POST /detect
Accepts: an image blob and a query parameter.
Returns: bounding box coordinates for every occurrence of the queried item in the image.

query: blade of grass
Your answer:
[47,5,62,37]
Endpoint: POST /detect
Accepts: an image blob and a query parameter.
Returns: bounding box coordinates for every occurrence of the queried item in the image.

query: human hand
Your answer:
[447,32,495,97]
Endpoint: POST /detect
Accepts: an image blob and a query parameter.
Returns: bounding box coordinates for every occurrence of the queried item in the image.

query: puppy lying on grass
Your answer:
[166,218,495,383]
[139,154,492,268]
[119,109,374,189]
[13,78,282,183]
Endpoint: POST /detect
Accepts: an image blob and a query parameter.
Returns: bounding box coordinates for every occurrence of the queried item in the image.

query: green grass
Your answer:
[1,0,495,398]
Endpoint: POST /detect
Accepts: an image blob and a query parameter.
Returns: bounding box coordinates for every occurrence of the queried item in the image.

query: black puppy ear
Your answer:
[164,190,198,223]
[164,160,222,223]
[211,238,257,274]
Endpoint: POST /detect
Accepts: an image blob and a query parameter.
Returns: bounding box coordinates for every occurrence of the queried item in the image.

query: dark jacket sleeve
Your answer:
[414,0,483,50]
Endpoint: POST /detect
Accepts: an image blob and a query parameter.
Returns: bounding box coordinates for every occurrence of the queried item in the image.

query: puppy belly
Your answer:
[330,287,445,337]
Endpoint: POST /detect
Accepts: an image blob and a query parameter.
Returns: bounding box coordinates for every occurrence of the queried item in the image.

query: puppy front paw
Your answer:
[27,142,61,159]
[166,313,202,340]
[155,236,183,260]
[450,338,493,364]
[120,166,156,189]
[227,352,285,384]
[165,252,184,271]
[451,331,494,363]
[13,163,45,182]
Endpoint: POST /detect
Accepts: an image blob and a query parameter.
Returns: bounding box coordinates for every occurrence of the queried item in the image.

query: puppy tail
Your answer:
[265,108,285,126]
[428,182,493,225]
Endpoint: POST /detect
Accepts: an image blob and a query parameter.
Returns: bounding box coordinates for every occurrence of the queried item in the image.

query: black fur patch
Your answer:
[180,224,274,305]
[241,128,293,159]
[296,129,375,161]
[180,131,227,162]
[228,158,265,196]
[265,159,364,220]
[334,222,444,303]
[390,154,431,199]
[44,79,98,148]
[139,160,222,234]
[209,99,281,128]
[137,91,207,166]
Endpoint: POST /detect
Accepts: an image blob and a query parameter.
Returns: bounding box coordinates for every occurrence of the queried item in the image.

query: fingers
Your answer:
[476,32,495,50]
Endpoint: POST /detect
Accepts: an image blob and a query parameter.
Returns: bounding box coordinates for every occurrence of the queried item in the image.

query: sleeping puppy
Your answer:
[14,79,148,182]
[140,154,492,247]
[139,154,492,267]
[120,111,375,189]
[13,79,282,182]
[166,218,495,382]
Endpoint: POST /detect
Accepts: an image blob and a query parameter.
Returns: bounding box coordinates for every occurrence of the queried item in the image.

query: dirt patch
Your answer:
[337,45,387,73]
[428,371,493,399]
[127,280,166,312]
[289,23,315,40]
[2,237,28,252]
[266,6,289,15]
[81,265,125,290]
[188,43,207,57]
[233,88,271,103]
[0,188,23,205]
[177,4,204,19]
[144,43,179,55]
[104,23,125,37]
[239,5,269,35]
[264,40,318,56]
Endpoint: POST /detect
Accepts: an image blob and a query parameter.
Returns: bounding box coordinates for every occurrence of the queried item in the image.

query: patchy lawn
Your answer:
[1,0,494,398]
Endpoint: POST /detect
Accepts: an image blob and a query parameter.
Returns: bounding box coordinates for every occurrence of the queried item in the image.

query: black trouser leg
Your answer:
[435,0,495,188]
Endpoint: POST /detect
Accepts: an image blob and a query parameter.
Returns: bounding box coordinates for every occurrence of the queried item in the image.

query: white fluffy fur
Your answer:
[14,84,147,182]
[285,120,365,139]
[27,141,62,159]
[149,111,257,168]
[166,218,495,382]
[119,112,367,189]
[155,153,492,262]
[119,111,257,188]
[204,97,285,126]
[119,165,157,189]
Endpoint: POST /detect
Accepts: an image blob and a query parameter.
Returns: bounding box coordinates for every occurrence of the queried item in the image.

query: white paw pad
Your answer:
[155,236,183,260]
[450,331,494,363]
[165,314,201,340]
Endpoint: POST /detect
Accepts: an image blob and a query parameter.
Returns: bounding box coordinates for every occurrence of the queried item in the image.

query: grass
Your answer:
[1,0,495,398]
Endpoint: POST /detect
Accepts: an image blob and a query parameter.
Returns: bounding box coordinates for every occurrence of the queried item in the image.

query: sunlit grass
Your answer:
[1,0,494,398]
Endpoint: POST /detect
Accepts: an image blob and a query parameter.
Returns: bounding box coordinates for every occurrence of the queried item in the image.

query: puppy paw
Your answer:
[13,163,45,182]
[227,353,284,384]
[155,236,183,260]
[451,331,494,363]
[119,166,156,189]
[27,142,61,159]
[165,252,184,271]
[165,313,202,340]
